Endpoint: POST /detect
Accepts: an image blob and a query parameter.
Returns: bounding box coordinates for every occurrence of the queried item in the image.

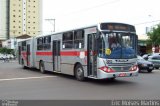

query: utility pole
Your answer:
[45,19,55,33]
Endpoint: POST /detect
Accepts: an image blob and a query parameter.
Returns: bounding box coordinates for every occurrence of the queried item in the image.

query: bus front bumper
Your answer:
[97,69,138,79]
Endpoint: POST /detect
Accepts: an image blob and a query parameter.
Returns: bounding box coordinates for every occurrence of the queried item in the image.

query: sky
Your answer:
[42,0,160,35]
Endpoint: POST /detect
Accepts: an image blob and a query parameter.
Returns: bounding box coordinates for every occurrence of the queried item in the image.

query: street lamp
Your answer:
[45,18,55,33]
[148,14,154,30]
[145,15,152,34]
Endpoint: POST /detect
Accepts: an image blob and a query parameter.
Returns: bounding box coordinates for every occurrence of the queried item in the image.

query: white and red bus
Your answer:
[18,22,138,81]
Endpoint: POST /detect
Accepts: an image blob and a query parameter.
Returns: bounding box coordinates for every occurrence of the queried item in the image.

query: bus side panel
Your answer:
[61,54,75,75]
[19,39,32,68]
[43,55,53,72]
[35,51,53,71]
[60,27,97,77]
[34,35,53,71]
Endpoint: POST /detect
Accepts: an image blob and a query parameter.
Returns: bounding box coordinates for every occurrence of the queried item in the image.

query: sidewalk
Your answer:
[0,59,18,63]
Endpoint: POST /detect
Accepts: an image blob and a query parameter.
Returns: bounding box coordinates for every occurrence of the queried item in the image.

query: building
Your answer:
[138,35,152,55]
[0,0,9,47]
[0,0,42,47]
[9,0,42,38]
[2,38,17,49]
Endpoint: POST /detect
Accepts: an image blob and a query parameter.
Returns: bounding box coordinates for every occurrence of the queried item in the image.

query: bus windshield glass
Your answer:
[97,32,137,59]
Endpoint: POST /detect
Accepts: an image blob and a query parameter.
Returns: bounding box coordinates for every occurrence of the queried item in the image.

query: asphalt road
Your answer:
[0,61,160,100]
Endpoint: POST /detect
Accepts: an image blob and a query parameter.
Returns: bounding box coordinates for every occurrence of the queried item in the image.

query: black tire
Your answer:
[39,61,45,74]
[110,77,116,81]
[148,69,152,73]
[155,67,159,69]
[75,64,85,81]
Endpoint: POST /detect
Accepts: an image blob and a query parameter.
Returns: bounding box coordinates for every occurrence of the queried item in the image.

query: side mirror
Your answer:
[105,49,111,55]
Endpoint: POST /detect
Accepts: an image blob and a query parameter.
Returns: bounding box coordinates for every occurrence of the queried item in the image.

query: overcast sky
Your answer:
[42,0,160,35]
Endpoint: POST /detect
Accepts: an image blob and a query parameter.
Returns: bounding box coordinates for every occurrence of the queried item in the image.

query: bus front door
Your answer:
[87,34,97,77]
[18,46,21,64]
[52,40,61,72]
[26,44,30,66]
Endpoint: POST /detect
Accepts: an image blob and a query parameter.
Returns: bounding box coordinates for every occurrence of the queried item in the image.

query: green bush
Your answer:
[147,24,160,46]
[0,47,14,54]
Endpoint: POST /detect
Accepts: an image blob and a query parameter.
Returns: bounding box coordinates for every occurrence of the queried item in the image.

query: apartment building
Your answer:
[0,0,42,47]
[9,0,42,38]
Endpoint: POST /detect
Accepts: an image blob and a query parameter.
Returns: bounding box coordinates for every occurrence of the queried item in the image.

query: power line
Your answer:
[55,0,121,18]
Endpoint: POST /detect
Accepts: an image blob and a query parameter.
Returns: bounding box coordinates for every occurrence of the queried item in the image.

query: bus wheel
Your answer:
[110,77,116,81]
[39,61,45,74]
[155,67,159,69]
[148,69,152,73]
[75,64,85,81]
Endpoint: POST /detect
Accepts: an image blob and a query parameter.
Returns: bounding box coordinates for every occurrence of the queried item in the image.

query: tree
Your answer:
[0,47,14,54]
[147,24,160,46]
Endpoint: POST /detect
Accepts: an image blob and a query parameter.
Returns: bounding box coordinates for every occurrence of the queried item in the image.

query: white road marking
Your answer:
[0,76,56,82]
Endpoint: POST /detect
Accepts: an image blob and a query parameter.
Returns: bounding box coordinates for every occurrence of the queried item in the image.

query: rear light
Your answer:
[129,65,138,71]
[98,66,115,73]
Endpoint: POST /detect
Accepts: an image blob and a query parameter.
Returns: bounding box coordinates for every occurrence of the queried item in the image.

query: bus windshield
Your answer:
[97,32,137,59]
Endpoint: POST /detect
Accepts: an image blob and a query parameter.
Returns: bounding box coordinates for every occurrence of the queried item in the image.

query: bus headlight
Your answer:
[129,65,138,71]
[98,66,115,73]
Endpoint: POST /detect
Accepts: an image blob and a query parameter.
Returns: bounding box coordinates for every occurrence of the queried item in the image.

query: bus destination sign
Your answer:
[100,23,136,32]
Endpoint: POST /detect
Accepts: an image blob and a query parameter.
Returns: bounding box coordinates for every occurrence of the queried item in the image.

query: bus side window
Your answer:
[37,37,43,50]
[43,36,51,50]
[74,29,84,49]
[62,32,73,49]
[22,41,26,51]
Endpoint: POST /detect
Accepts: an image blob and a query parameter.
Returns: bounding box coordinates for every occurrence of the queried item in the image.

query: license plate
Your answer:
[119,73,126,77]
[149,67,153,69]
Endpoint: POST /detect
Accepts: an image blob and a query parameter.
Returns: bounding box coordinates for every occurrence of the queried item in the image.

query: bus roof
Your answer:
[35,22,135,38]
[35,24,98,38]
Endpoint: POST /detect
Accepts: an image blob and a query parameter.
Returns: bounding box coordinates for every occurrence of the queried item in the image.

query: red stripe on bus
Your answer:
[60,51,79,56]
[21,52,31,55]
[61,51,88,56]
[35,51,88,56]
[21,52,27,55]
[36,52,52,56]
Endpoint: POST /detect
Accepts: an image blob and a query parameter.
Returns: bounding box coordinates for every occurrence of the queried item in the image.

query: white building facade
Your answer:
[0,0,9,46]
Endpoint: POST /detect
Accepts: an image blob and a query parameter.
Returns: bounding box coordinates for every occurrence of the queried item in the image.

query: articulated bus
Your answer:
[18,22,138,81]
